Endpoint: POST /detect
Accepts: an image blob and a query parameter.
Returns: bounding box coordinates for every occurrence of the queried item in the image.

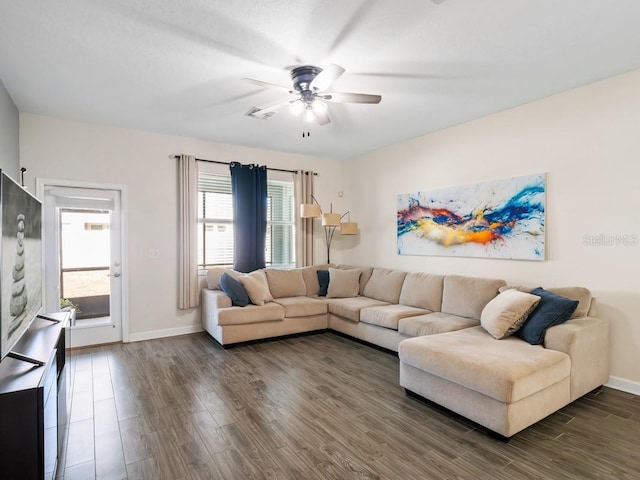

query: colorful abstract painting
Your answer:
[397,174,545,260]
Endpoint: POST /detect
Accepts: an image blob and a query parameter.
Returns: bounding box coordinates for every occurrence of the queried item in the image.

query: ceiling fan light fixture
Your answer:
[312,99,328,116]
[304,106,315,123]
[289,100,304,116]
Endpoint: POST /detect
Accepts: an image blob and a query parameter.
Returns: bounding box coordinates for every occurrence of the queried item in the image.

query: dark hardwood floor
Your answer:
[56,332,640,480]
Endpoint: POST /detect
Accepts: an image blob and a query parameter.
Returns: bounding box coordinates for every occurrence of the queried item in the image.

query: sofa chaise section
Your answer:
[399,289,609,438]
[399,326,571,438]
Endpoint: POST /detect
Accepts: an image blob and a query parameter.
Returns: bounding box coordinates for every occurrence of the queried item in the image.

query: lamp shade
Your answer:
[340,222,358,235]
[300,203,321,218]
[322,212,341,226]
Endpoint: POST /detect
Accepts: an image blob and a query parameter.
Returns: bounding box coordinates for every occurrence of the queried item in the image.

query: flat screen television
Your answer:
[0,170,43,361]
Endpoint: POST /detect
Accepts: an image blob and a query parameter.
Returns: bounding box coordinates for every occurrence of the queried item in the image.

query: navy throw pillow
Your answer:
[219,273,249,307]
[317,270,330,296]
[516,287,579,345]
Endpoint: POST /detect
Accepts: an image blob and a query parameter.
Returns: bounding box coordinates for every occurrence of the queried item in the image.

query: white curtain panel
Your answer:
[178,154,200,309]
[295,170,315,267]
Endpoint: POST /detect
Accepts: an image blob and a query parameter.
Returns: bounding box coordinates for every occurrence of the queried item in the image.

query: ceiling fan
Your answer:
[243,64,382,126]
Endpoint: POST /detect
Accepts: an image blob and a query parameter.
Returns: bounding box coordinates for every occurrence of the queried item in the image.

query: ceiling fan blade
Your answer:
[323,92,382,104]
[328,2,377,54]
[315,111,331,126]
[310,64,345,91]
[248,100,292,118]
[242,78,294,93]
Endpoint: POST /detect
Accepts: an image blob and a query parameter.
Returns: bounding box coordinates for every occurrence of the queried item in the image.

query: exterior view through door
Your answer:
[38,181,126,348]
[60,209,112,325]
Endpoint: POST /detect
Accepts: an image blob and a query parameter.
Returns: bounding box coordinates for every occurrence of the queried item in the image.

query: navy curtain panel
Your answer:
[230,162,267,272]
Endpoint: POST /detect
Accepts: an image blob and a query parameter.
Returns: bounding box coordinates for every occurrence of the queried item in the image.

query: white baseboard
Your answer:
[606,376,640,396]
[128,325,204,343]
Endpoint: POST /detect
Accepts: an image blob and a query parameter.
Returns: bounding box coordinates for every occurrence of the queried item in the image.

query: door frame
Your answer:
[36,178,130,343]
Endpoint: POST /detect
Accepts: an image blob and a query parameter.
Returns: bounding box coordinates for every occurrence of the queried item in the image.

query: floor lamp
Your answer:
[300,196,358,264]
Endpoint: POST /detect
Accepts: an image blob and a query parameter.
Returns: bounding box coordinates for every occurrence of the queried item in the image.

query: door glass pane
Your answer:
[60,209,111,321]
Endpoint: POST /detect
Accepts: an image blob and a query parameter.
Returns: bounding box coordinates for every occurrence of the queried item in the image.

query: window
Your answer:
[266,180,295,267]
[197,172,295,269]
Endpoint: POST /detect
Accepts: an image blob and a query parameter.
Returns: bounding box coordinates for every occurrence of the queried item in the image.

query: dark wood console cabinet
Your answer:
[0,312,70,480]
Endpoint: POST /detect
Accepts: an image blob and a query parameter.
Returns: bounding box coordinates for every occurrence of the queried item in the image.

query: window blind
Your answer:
[197,172,295,269]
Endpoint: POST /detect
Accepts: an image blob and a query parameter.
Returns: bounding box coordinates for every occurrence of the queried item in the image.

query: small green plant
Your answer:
[60,298,81,314]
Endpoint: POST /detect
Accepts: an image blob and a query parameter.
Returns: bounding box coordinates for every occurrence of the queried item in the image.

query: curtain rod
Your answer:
[170,154,317,175]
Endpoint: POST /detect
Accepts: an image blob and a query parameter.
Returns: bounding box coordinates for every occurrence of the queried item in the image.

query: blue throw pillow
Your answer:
[219,273,249,307]
[516,287,579,345]
[317,270,329,296]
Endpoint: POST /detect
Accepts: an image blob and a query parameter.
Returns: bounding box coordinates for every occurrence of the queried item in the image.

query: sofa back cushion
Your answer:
[399,273,445,311]
[337,264,373,295]
[500,285,593,319]
[363,267,407,304]
[206,268,239,290]
[300,264,331,296]
[545,287,592,319]
[264,268,306,298]
[441,275,506,319]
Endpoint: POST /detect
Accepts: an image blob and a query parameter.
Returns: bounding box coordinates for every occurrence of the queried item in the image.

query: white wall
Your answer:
[343,70,640,389]
[20,114,344,340]
[0,77,19,179]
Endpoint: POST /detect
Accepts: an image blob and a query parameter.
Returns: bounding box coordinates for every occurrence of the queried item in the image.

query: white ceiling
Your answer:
[1,0,640,160]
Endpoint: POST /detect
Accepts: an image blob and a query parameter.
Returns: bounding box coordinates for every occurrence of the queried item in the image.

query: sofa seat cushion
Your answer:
[398,312,480,337]
[217,302,285,326]
[327,297,390,322]
[398,326,570,403]
[360,304,430,331]
[273,296,328,318]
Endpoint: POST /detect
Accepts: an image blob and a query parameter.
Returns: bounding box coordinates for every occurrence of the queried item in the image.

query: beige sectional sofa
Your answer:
[201,264,610,439]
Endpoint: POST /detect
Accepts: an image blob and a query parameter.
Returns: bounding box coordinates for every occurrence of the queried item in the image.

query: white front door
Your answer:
[38,180,127,347]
